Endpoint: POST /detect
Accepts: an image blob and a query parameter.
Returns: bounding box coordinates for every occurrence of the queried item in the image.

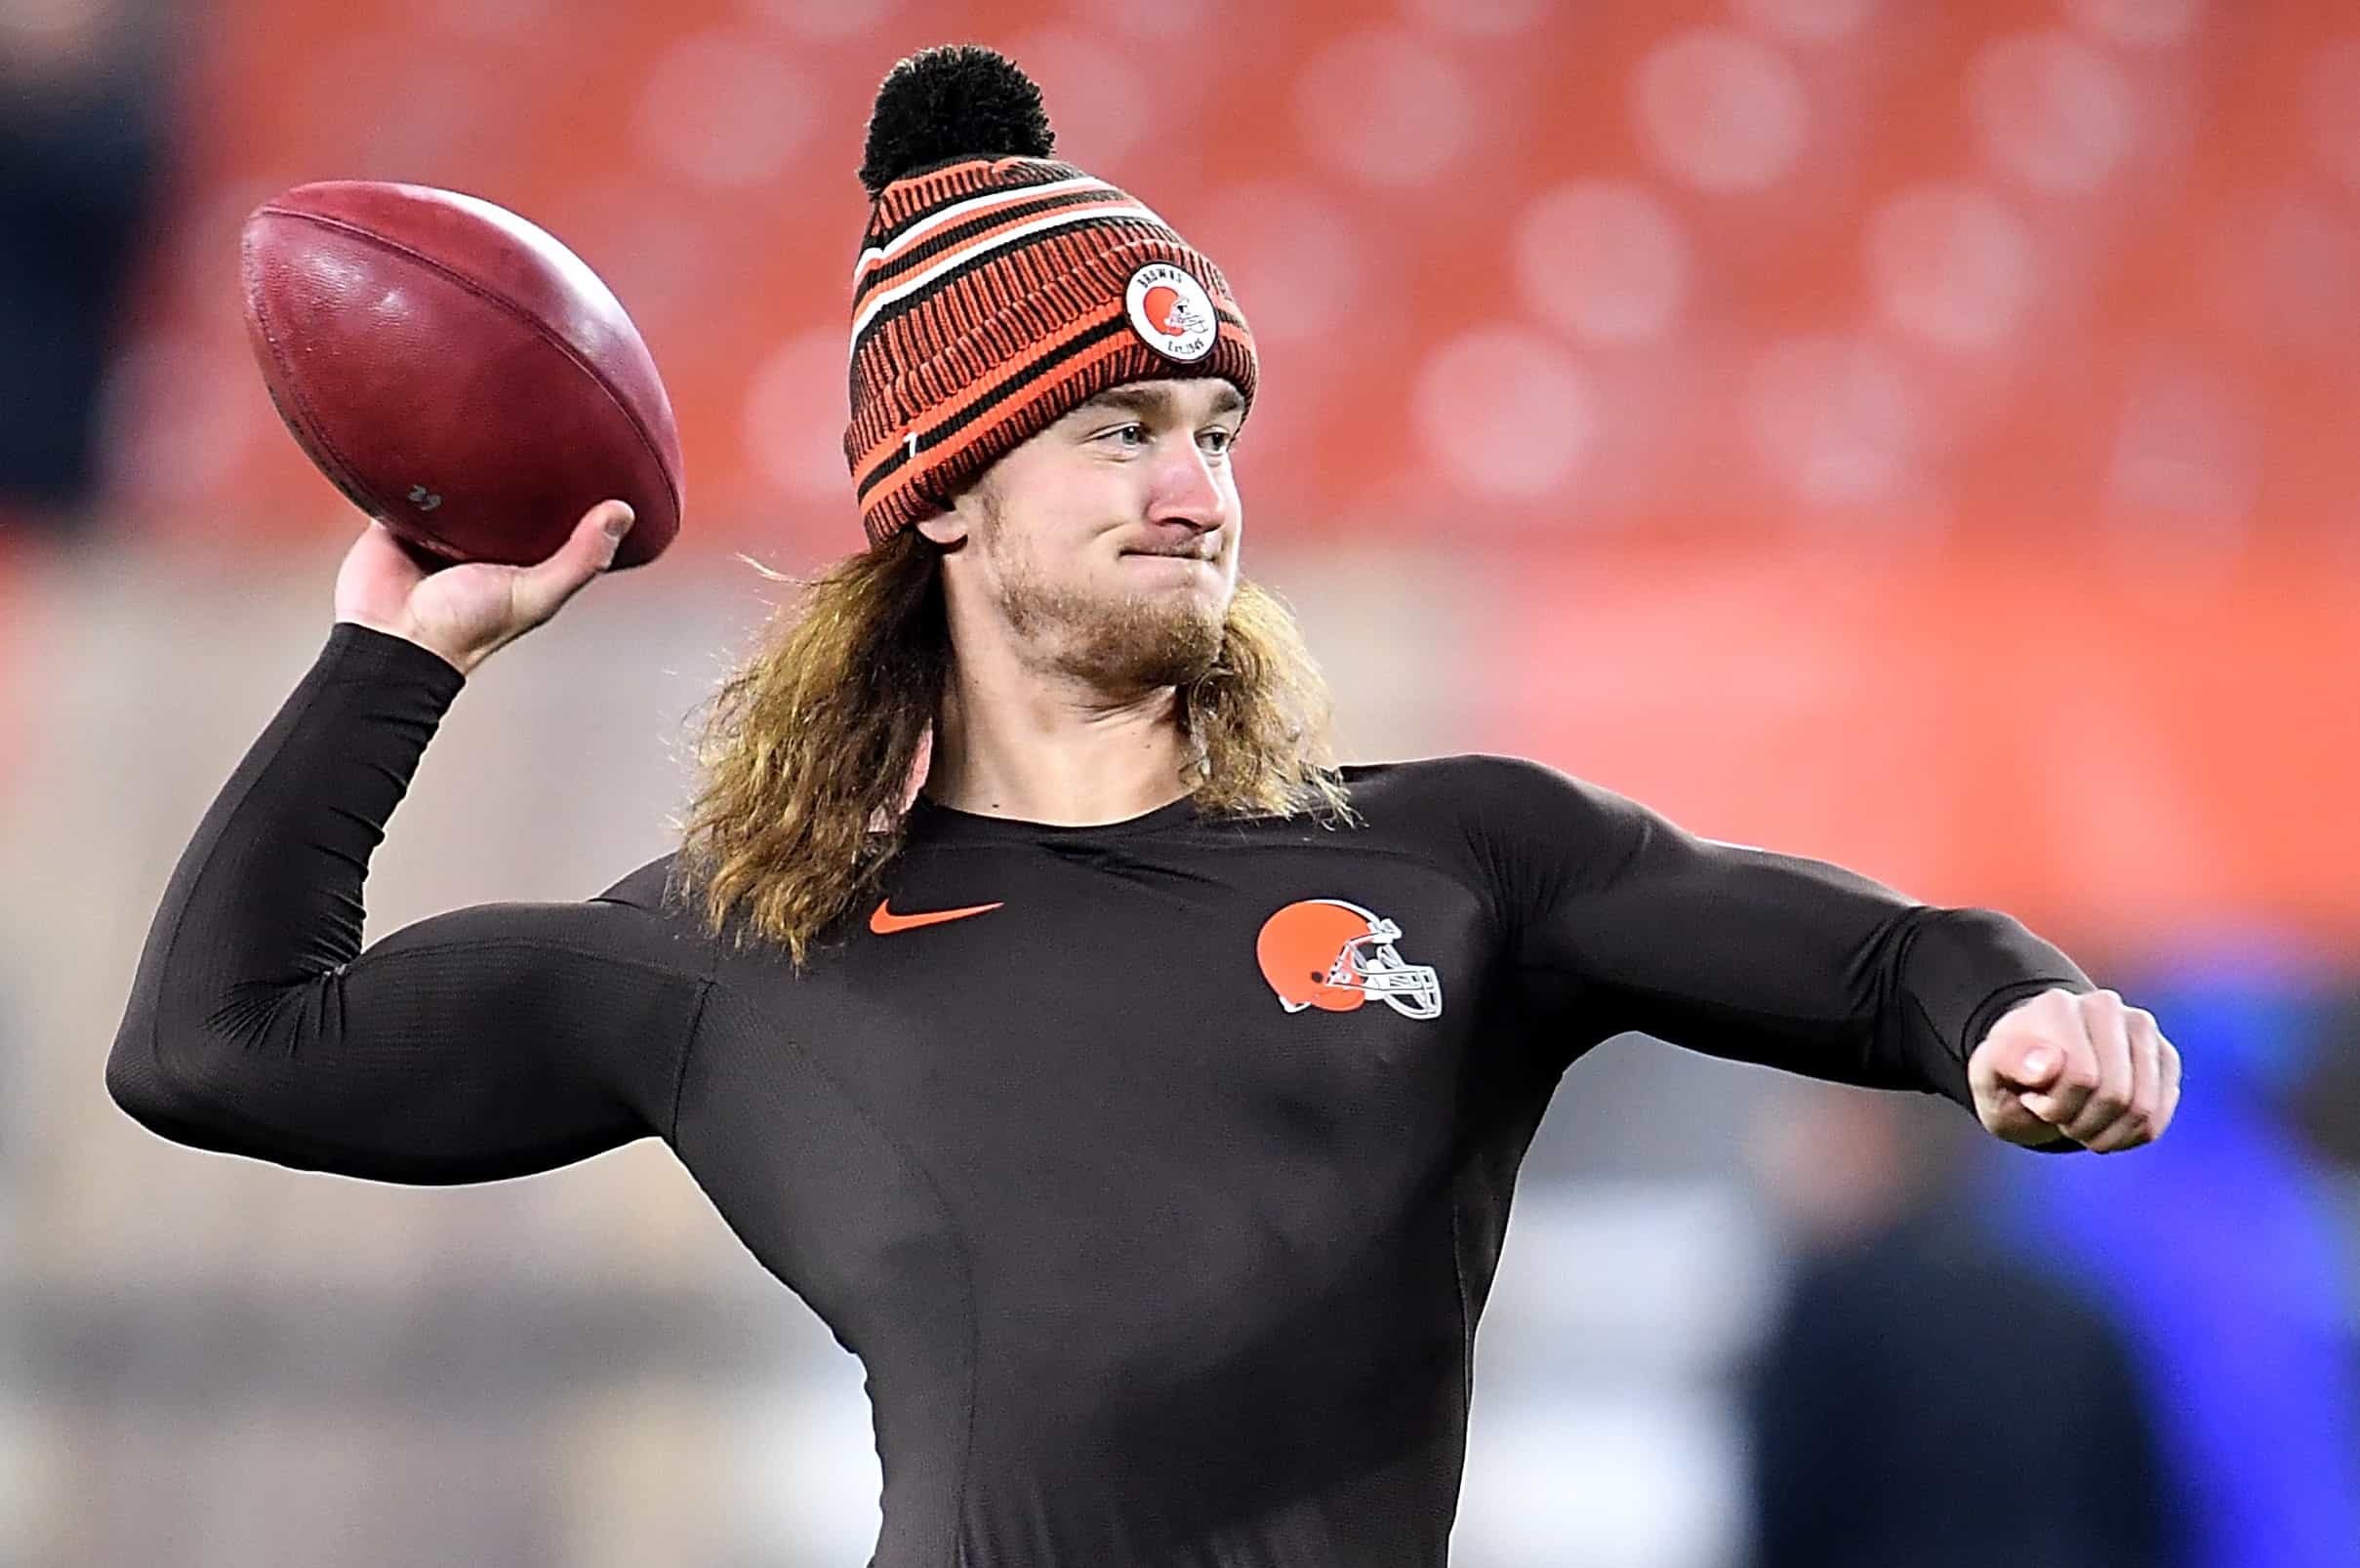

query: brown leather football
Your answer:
[239,180,682,570]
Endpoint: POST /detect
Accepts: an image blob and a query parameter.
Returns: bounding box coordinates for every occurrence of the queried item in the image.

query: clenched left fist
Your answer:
[1968,987,2181,1152]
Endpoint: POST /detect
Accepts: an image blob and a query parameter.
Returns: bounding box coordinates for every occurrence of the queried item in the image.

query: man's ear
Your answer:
[916,510,968,547]
[922,472,997,548]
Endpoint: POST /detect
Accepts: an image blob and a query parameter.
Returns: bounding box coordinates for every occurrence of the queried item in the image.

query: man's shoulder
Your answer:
[593,851,690,917]
[1330,754,1644,870]
[589,851,734,969]
[1338,752,1591,821]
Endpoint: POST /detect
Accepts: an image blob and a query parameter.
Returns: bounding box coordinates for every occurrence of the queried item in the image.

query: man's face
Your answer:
[927,378,1246,691]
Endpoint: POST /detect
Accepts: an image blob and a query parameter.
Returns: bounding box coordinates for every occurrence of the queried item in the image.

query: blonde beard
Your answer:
[980,495,1227,692]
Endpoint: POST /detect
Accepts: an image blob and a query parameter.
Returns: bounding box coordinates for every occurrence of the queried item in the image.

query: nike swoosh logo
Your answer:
[870,899,1004,935]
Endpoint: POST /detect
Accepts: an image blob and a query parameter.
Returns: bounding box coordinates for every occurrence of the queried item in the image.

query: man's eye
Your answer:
[1102,423,1148,447]
[1200,427,1240,456]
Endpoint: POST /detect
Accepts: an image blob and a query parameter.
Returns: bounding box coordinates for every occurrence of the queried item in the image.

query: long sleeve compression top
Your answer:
[108,622,2094,1567]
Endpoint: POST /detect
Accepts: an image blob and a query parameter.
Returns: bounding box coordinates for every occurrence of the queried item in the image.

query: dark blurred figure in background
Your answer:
[2289,976,2360,1175]
[1993,947,2360,1568]
[0,0,175,550]
[1742,1081,2180,1568]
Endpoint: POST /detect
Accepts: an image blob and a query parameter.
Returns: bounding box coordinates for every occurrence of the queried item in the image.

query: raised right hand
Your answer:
[333,501,634,677]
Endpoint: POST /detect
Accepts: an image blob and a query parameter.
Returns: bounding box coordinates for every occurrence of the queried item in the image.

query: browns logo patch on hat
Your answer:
[1125,264,1218,362]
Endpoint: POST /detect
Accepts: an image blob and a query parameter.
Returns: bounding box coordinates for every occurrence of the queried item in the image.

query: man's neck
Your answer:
[922,660,1196,826]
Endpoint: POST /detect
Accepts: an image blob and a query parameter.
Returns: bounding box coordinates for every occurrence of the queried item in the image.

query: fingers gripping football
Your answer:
[334,501,633,677]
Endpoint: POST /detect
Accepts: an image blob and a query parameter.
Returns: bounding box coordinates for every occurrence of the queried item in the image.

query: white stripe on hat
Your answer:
[851,175,1113,284]
[847,203,1166,357]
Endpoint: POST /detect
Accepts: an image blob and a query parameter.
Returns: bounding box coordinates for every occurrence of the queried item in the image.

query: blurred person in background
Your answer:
[103,45,2184,1568]
[1992,945,2360,1568]
[0,0,176,552]
[2291,980,2360,1172]
[1742,1079,2179,1568]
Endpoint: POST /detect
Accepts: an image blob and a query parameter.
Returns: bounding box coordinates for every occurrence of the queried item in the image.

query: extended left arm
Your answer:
[1478,757,2179,1151]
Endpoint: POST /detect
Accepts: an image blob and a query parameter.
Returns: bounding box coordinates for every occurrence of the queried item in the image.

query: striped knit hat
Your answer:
[843,46,1259,548]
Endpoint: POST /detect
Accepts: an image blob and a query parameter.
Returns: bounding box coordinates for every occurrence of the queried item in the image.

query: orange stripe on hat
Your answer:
[872,157,1003,228]
[859,335,1145,512]
[848,197,1161,349]
[851,300,1126,489]
[853,175,1117,287]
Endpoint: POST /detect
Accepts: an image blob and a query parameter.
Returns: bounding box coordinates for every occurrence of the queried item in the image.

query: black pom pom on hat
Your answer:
[859,45,1057,198]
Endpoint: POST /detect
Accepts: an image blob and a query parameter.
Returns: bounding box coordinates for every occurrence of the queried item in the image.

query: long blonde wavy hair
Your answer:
[670,527,1356,965]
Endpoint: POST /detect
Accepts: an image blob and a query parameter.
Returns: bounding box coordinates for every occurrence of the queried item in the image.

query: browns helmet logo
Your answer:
[1255,899,1443,1020]
[1143,283,1210,341]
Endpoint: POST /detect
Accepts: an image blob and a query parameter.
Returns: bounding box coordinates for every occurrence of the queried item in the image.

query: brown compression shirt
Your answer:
[108,622,2094,1567]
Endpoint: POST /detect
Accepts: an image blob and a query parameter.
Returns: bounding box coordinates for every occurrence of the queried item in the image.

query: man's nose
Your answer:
[1149,439,1225,532]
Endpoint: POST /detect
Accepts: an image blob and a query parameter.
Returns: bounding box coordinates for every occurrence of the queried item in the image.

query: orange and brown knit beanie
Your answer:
[843,45,1259,548]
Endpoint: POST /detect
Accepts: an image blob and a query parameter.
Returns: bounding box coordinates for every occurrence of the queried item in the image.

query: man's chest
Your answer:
[812,836,1490,1149]
[684,838,1502,1301]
